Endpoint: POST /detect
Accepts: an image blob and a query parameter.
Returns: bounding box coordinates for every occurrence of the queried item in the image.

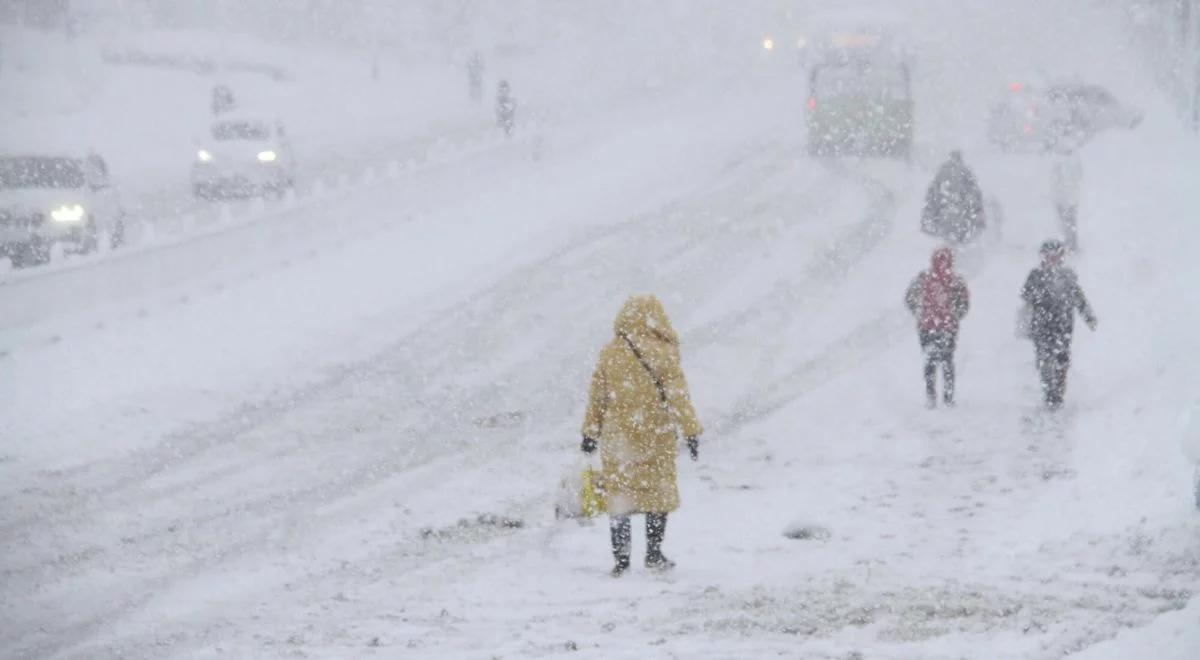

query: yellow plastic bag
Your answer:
[580,467,607,518]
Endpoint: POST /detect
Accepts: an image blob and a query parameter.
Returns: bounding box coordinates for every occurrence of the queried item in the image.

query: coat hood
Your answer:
[614,295,678,346]
[931,246,955,275]
[586,294,702,514]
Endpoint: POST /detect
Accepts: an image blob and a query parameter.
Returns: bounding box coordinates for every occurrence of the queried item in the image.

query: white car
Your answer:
[0,153,126,267]
[192,115,296,199]
[988,82,1142,151]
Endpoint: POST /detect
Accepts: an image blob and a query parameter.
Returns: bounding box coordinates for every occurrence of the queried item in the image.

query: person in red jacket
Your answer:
[905,247,970,407]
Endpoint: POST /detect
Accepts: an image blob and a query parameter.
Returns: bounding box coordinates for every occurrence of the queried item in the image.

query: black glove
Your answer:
[686,436,699,461]
[581,436,597,454]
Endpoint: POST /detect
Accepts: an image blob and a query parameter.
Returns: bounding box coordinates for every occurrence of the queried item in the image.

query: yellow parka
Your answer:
[582,296,703,515]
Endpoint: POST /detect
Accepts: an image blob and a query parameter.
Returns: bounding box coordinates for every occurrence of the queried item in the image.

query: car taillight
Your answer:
[1009,82,1024,92]
[807,98,817,110]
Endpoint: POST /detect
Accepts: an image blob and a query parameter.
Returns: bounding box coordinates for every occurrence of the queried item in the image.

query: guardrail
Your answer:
[101,47,290,81]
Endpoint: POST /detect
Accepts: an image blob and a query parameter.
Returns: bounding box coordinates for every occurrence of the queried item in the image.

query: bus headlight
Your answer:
[257,150,278,163]
[197,149,213,162]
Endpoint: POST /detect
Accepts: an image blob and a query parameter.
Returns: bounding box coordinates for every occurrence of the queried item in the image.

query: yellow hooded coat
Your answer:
[582,296,703,514]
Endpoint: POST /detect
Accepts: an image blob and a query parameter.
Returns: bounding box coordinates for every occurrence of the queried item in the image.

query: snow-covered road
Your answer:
[3,3,1199,659]
[3,73,859,657]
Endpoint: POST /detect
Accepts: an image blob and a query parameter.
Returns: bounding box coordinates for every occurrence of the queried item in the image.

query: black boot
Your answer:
[610,515,631,577]
[645,513,674,571]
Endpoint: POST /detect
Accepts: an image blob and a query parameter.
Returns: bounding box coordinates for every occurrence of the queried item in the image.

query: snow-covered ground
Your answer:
[1,2,1198,658]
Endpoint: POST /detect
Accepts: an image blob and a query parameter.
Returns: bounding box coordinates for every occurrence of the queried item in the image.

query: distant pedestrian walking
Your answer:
[1050,147,1083,251]
[581,295,703,577]
[211,84,235,116]
[496,80,516,137]
[1020,239,1097,410]
[467,51,485,104]
[905,247,970,408]
[921,150,986,243]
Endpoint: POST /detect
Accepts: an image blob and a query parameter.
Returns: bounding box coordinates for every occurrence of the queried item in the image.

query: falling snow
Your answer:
[1,1,1198,658]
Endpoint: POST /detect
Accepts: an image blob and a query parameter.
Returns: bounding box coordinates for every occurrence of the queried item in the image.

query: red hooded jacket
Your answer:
[905,247,970,333]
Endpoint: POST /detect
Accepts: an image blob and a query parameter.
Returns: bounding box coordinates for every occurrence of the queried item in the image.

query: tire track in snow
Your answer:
[0,136,804,540]
[686,157,906,421]
[686,158,900,346]
[72,159,914,655]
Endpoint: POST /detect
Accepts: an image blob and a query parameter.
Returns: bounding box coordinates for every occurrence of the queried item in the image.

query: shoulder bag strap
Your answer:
[622,335,668,404]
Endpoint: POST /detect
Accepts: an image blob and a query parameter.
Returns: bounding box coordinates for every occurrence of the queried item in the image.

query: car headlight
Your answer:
[197,149,213,162]
[762,36,775,51]
[50,204,86,223]
[257,150,278,163]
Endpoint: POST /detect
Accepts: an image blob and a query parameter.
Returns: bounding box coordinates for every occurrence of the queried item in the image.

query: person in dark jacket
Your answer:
[496,80,516,137]
[905,246,970,407]
[1021,239,1097,409]
[1050,146,1083,252]
[467,51,485,104]
[211,84,236,116]
[921,150,985,243]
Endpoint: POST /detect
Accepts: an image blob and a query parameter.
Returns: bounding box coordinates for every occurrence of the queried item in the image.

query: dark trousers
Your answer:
[1057,204,1078,251]
[920,331,957,405]
[610,513,668,563]
[1035,339,1071,409]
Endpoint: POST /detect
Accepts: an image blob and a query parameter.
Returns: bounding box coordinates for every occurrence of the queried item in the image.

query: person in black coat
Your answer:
[467,51,485,104]
[496,80,516,137]
[211,84,235,116]
[921,150,986,243]
[1020,239,1097,409]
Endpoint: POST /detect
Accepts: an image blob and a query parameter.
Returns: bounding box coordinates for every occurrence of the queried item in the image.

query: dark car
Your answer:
[988,81,1142,151]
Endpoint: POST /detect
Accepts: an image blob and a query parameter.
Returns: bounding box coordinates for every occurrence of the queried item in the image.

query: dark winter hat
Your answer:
[1040,239,1065,257]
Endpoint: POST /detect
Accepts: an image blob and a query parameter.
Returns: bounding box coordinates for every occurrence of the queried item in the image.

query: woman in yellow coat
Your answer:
[582,295,703,576]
